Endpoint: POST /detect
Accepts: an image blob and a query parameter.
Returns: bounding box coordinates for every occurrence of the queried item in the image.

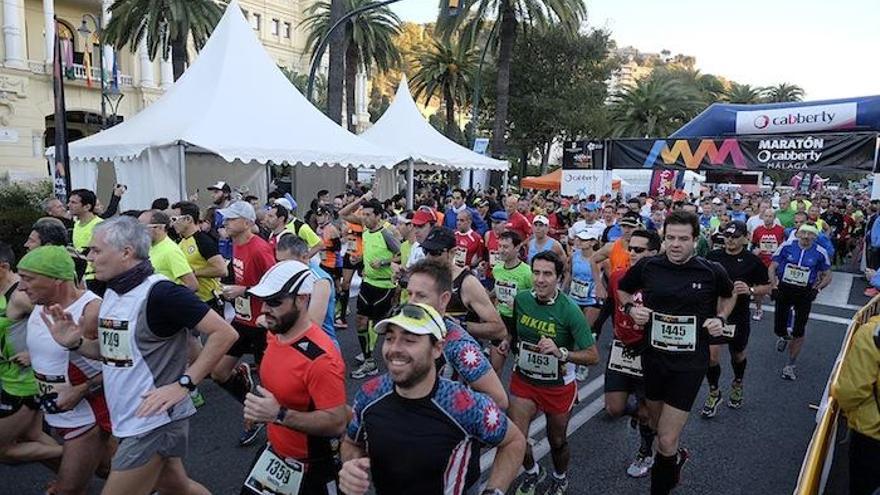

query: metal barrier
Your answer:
[794,294,880,495]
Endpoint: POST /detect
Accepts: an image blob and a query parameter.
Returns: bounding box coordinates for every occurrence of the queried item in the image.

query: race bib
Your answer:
[99,318,133,367]
[650,312,697,352]
[453,247,467,267]
[782,264,810,287]
[517,342,559,381]
[243,447,304,495]
[760,237,778,253]
[489,251,500,267]
[34,372,67,400]
[495,280,517,306]
[570,279,591,299]
[235,296,253,321]
[608,340,643,377]
[722,324,736,338]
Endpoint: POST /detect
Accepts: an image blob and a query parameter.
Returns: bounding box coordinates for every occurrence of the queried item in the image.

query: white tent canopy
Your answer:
[49,0,405,209]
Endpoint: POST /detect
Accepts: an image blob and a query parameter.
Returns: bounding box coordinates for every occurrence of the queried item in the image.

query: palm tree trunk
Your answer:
[345,42,358,133]
[444,84,457,141]
[491,0,517,158]
[327,0,346,125]
[171,37,187,81]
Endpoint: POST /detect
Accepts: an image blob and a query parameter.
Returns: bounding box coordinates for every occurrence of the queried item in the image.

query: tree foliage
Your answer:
[609,77,704,138]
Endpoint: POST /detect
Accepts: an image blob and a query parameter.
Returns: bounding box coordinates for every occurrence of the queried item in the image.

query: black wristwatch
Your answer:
[66,337,83,351]
[714,315,727,326]
[177,375,197,391]
[275,407,288,425]
[623,302,634,316]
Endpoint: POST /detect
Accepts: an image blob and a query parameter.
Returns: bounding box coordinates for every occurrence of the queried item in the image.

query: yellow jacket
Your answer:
[833,320,880,441]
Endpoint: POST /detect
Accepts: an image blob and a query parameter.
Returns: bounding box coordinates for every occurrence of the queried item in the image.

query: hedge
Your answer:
[0,180,52,262]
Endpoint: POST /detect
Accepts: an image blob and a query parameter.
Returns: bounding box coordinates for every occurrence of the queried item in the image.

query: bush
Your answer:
[0,180,52,262]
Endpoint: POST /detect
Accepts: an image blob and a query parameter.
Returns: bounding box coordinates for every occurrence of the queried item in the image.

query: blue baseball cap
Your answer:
[581,202,599,212]
[490,211,508,223]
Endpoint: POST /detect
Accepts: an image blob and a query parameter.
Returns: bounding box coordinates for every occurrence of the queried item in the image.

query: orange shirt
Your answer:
[609,238,631,273]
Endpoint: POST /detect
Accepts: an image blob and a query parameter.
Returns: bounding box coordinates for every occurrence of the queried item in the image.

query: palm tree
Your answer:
[441,0,586,157]
[766,83,805,102]
[102,0,223,81]
[725,83,765,104]
[302,0,401,132]
[410,37,478,141]
[609,77,704,138]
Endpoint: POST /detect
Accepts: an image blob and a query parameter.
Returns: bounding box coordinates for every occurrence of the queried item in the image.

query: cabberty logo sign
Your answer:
[734,102,857,135]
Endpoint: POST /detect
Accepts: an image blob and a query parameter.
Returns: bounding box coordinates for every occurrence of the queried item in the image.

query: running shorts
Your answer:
[510,373,577,415]
[112,418,189,471]
[707,319,751,354]
[356,281,395,322]
[52,391,112,440]
[642,355,705,412]
[0,390,39,419]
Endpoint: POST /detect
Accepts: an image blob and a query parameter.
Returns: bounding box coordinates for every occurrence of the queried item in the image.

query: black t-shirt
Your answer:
[192,231,220,260]
[706,249,769,324]
[821,211,844,238]
[619,254,734,371]
[147,281,211,338]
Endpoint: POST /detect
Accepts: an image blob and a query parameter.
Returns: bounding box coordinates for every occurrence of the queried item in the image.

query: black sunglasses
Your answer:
[628,246,648,254]
[396,304,445,335]
[264,296,288,308]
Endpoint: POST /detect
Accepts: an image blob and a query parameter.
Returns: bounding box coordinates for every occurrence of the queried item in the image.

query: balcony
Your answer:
[26,60,134,87]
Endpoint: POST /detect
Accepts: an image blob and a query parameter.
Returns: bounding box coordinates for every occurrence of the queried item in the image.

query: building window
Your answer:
[271,19,280,36]
[251,13,261,31]
[283,22,291,39]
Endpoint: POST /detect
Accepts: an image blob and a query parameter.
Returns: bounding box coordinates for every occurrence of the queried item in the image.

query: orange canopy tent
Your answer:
[521,169,561,190]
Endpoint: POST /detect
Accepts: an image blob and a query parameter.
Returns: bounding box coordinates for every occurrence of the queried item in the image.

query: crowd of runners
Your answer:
[0,178,873,494]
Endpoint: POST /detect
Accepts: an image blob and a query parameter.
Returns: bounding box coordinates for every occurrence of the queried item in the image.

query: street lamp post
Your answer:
[306,0,460,103]
[77,13,108,129]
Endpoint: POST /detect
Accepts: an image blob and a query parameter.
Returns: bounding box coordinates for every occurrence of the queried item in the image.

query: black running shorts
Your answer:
[642,354,706,412]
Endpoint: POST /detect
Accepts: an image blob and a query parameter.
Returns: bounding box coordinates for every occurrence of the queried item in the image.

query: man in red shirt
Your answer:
[751,208,785,320]
[212,201,278,446]
[241,260,347,495]
[504,194,532,243]
[481,210,508,284]
[454,209,484,269]
[605,229,661,479]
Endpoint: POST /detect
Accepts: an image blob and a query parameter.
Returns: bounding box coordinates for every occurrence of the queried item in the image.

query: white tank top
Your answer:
[100,274,195,438]
[27,291,102,428]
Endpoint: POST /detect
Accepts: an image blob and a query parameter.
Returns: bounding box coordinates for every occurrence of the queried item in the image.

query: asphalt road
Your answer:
[2,275,864,495]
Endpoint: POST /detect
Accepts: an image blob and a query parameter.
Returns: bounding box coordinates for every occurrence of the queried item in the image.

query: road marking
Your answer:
[760,305,852,326]
[480,376,606,474]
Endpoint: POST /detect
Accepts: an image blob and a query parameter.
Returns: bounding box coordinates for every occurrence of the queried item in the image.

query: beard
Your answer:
[385,351,434,390]
[266,307,301,335]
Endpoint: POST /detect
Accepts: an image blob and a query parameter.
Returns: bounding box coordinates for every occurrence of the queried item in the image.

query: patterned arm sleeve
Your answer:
[346,387,368,444]
[443,326,491,384]
[466,389,508,447]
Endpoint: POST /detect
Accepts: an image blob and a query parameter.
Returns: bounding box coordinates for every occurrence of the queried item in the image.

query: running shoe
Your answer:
[576,365,589,382]
[700,389,722,418]
[515,467,545,495]
[728,382,744,409]
[353,353,365,364]
[238,422,264,446]
[350,358,378,379]
[776,336,790,352]
[781,365,797,381]
[189,389,206,409]
[673,448,690,487]
[752,308,763,321]
[545,475,568,495]
[626,451,654,478]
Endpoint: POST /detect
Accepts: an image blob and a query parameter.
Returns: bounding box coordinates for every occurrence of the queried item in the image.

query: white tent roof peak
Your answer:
[360,78,509,171]
[49,0,405,168]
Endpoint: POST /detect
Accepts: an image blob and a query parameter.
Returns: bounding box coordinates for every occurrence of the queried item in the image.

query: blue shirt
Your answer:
[309,261,338,345]
[871,215,880,248]
[772,242,830,287]
[443,206,488,236]
[730,211,748,223]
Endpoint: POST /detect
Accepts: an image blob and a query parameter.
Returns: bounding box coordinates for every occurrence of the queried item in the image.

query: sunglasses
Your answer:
[628,246,649,254]
[264,297,288,308]
[170,215,191,223]
[397,304,445,336]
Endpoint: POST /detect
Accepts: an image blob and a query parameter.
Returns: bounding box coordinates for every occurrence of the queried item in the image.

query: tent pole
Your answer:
[503,170,509,192]
[406,159,414,210]
[177,142,187,202]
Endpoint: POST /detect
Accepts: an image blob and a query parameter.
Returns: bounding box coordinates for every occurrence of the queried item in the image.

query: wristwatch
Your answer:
[177,375,197,391]
[558,347,569,362]
[66,337,83,351]
[715,315,727,326]
[275,407,288,425]
[623,302,634,316]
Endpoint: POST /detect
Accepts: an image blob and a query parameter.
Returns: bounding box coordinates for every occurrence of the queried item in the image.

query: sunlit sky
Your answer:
[391,0,879,101]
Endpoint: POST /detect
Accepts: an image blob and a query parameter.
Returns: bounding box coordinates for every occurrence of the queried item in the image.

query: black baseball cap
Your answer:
[722,220,747,238]
[421,227,456,252]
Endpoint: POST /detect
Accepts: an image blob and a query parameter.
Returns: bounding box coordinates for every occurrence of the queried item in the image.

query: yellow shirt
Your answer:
[73,216,102,280]
[179,232,222,302]
[149,237,194,286]
[833,317,880,441]
[285,219,322,249]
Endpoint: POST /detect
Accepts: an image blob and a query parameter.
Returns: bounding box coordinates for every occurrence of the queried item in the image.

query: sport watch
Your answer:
[177,374,196,391]
[275,407,288,425]
[558,347,569,362]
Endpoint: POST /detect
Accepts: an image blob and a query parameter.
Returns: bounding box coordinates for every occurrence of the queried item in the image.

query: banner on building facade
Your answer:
[52,17,71,203]
[609,132,878,173]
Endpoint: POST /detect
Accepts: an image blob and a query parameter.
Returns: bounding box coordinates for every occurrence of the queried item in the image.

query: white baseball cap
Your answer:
[218,201,256,222]
[533,215,550,226]
[246,260,315,298]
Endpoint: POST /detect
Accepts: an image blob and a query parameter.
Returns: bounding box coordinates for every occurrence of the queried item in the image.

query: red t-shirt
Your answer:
[484,231,500,279]
[232,234,277,327]
[609,268,643,346]
[751,224,786,266]
[454,230,484,268]
[261,324,346,460]
[506,212,532,243]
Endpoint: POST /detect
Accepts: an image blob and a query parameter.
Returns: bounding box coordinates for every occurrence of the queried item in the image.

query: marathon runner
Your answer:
[769,223,832,380]
[138,210,199,292]
[275,198,324,260]
[19,246,113,493]
[750,208,785,321]
[213,201,278,445]
[39,216,237,495]
[0,244,61,465]
[263,203,295,250]
[422,228,506,343]
[69,189,104,293]
[617,210,735,495]
[527,216,566,265]
[275,235,339,348]
[339,302,524,495]
[339,193,400,379]
[315,206,342,280]
[240,260,346,495]
[701,221,770,417]
[565,230,601,326]
[406,259,508,408]
[490,231,532,372]
[509,251,599,495]
[591,213,640,336]
[454,209,485,270]
[170,201,227,315]
[480,210,508,288]
[604,229,661,478]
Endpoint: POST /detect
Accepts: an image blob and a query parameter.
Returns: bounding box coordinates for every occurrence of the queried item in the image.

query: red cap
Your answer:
[412,209,437,226]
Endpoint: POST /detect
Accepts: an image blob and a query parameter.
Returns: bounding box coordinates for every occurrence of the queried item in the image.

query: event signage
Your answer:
[609,133,878,173]
[735,102,857,135]
[562,140,605,170]
[561,170,611,198]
